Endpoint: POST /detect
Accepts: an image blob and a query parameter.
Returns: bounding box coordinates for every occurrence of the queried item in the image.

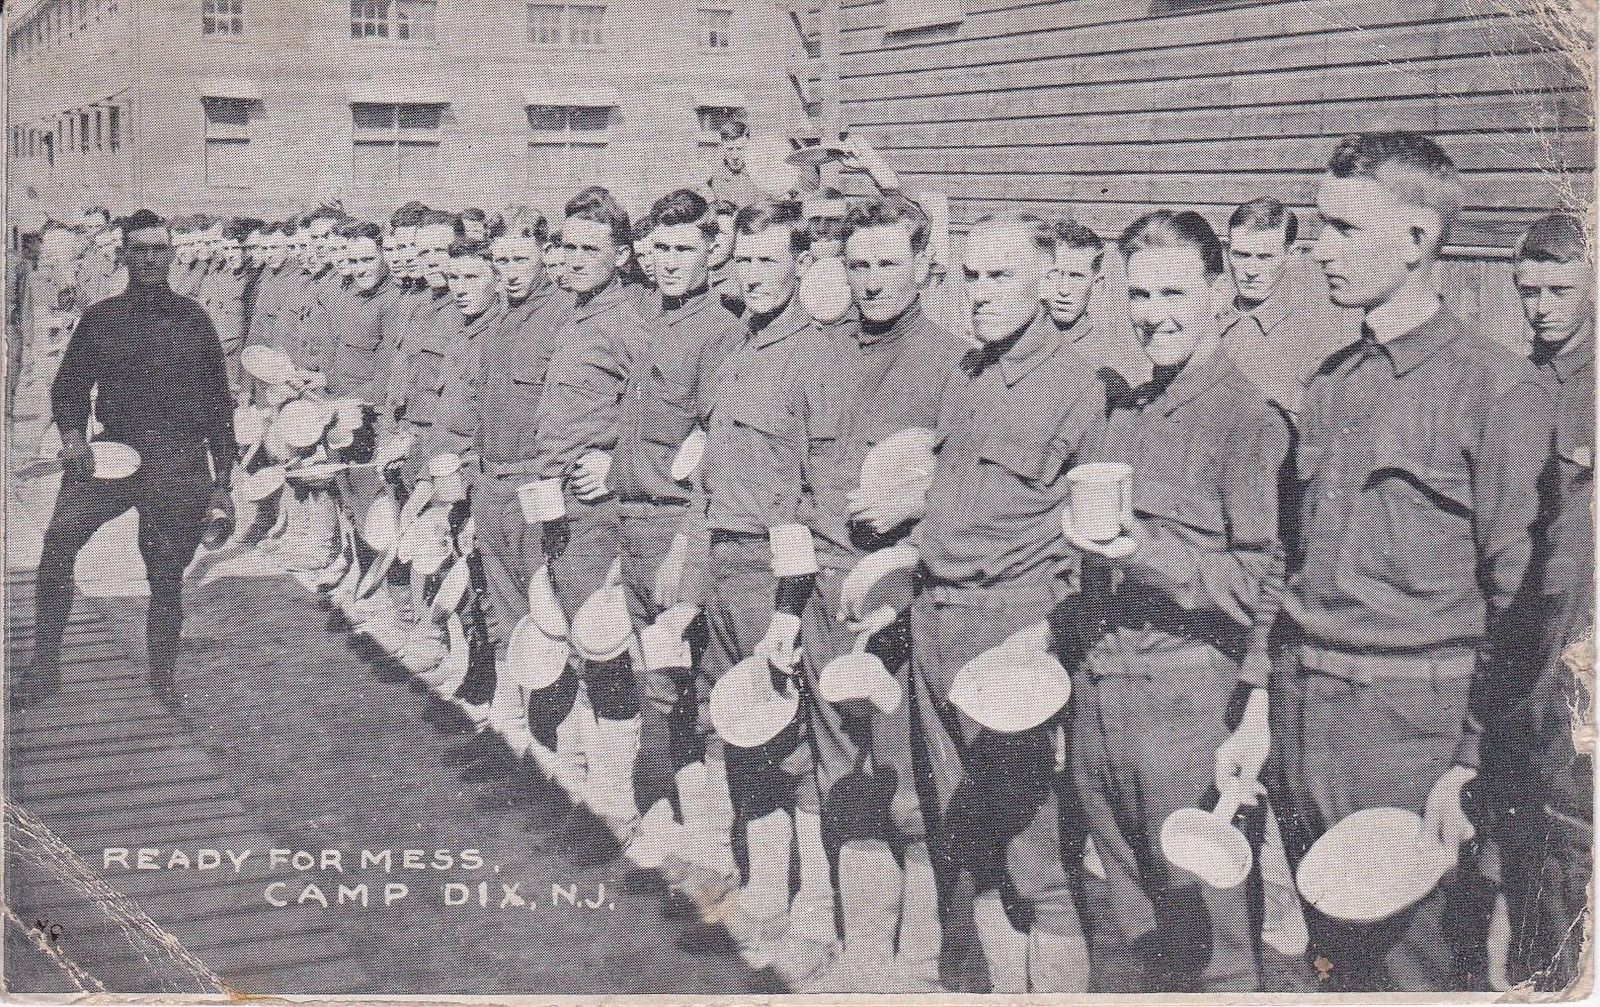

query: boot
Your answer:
[805,839,901,992]
[973,892,1028,994]
[489,678,535,756]
[663,761,738,893]
[587,715,643,838]
[400,621,447,675]
[550,695,595,802]
[1260,809,1310,956]
[790,809,838,944]
[724,808,794,966]
[894,841,943,991]
[1026,924,1090,993]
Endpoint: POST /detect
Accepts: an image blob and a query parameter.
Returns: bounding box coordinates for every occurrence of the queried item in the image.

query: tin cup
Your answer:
[1067,462,1134,543]
[516,477,566,524]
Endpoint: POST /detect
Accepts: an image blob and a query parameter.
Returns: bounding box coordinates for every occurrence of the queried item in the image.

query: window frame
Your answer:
[695,5,732,49]
[695,104,743,145]
[350,101,446,187]
[350,0,437,42]
[202,0,244,36]
[202,95,258,188]
[526,1,606,47]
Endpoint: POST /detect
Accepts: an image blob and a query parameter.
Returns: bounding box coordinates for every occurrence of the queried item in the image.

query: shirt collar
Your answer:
[462,301,501,336]
[1151,341,1233,415]
[858,298,923,347]
[572,276,625,322]
[1538,322,1595,383]
[1368,304,1461,377]
[1365,285,1442,345]
[1242,281,1298,334]
[747,293,812,350]
[659,285,719,326]
[998,309,1062,388]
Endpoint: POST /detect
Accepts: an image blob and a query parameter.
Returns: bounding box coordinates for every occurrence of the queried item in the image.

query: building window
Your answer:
[696,104,742,142]
[527,2,604,45]
[203,96,256,187]
[352,102,443,186]
[696,6,731,48]
[351,0,436,40]
[526,104,610,187]
[79,111,91,152]
[108,106,121,151]
[203,0,243,34]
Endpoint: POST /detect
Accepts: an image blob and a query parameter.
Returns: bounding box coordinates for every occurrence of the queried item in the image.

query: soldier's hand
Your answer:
[573,451,613,502]
[1214,686,1269,799]
[1420,764,1477,860]
[754,611,803,674]
[61,431,94,480]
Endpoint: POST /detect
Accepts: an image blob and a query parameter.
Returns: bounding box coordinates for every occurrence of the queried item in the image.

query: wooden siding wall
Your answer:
[836,0,1592,348]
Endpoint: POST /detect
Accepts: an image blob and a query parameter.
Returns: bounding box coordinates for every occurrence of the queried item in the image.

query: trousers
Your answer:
[36,437,213,674]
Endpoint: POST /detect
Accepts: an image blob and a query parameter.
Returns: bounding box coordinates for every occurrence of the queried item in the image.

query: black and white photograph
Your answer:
[1,0,1594,996]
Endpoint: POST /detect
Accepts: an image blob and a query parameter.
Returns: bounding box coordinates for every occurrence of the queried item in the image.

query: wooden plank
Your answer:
[14,706,175,738]
[12,728,193,760]
[29,776,236,819]
[900,168,1593,212]
[11,744,213,784]
[43,813,264,852]
[21,760,220,802]
[842,48,1574,124]
[855,91,1592,148]
[839,13,1537,97]
[878,131,1593,175]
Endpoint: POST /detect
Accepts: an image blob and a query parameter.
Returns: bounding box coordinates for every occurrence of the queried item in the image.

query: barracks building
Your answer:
[5,0,817,220]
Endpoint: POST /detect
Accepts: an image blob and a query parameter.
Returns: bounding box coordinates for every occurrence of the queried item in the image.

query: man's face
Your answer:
[447,255,497,316]
[348,237,386,292]
[710,215,736,268]
[415,224,456,289]
[544,243,568,289]
[735,224,800,315]
[845,223,926,324]
[722,136,747,173]
[174,233,197,265]
[221,239,244,272]
[492,236,545,300]
[93,229,120,257]
[335,238,357,279]
[191,233,213,265]
[310,221,339,269]
[392,226,419,279]
[652,223,712,298]
[124,226,175,286]
[1228,225,1292,306]
[963,222,1050,344]
[1127,245,1224,368]
[561,217,624,295]
[1312,175,1431,310]
[262,234,287,270]
[1045,245,1100,329]
[1516,258,1595,346]
[462,217,487,242]
[244,235,264,268]
[293,233,315,270]
[382,234,397,266]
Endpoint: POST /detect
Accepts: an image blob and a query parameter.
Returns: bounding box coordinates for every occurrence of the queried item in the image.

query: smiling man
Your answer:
[1062,210,1286,993]
[1284,133,1553,992]
[24,209,236,709]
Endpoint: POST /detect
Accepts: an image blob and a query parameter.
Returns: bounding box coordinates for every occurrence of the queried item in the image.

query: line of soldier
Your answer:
[17,127,1591,996]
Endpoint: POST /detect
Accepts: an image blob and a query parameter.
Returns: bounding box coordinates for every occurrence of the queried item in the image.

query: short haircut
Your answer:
[305,205,347,227]
[1514,213,1590,265]
[564,187,632,248]
[223,217,264,243]
[1119,209,1226,280]
[733,199,810,254]
[1228,197,1299,246]
[651,189,718,238]
[83,206,110,221]
[710,199,738,220]
[120,208,167,240]
[970,211,1057,257]
[415,209,463,235]
[391,203,428,229]
[546,228,563,247]
[460,207,487,223]
[281,222,300,237]
[1052,218,1106,270]
[719,120,750,143]
[1326,132,1462,248]
[632,212,658,243]
[344,221,383,245]
[500,206,550,242]
[447,237,495,261]
[843,196,931,254]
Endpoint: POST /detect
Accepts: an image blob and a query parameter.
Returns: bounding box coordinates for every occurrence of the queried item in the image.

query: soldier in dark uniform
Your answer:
[22,209,235,706]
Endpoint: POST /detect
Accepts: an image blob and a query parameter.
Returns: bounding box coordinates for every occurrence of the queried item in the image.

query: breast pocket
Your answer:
[1136,477,1226,537]
[978,426,1055,486]
[1364,449,1475,596]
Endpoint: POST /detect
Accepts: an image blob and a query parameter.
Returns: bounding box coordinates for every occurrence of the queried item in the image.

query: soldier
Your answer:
[608,189,744,870]
[245,223,295,359]
[168,217,206,299]
[22,210,235,706]
[1220,198,1355,419]
[1481,212,1593,992]
[1283,133,1552,991]
[1042,218,1150,403]
[842,211,1103,993]
[77,222,125,309]
[789,195,966,992]
[520,187,647,843]
[198,218,257,392]
[705,119,760,208]
[470,212,578,780]
[1062,210,1287,992]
